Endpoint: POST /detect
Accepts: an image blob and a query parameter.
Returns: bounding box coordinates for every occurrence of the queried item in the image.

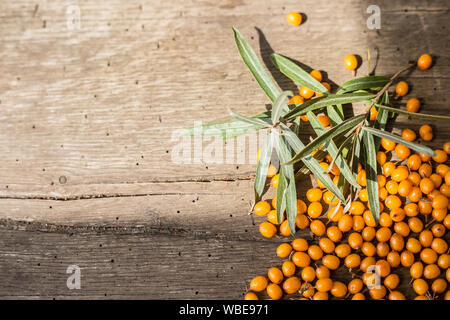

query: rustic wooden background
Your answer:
[0,0,448,299]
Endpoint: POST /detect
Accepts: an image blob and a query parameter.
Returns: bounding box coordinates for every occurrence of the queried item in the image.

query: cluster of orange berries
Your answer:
[247,136,449,300]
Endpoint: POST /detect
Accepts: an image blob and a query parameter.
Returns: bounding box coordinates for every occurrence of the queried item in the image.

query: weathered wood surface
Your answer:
[0,0,449,299]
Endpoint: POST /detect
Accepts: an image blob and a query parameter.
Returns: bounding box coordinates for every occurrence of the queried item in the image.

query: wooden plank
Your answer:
[0,0,449,299]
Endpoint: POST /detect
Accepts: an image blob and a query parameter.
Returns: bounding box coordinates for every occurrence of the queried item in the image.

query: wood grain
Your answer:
[0,0,449,299]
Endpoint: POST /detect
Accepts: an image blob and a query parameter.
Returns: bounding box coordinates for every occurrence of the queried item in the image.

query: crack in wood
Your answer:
[0,218,281,243]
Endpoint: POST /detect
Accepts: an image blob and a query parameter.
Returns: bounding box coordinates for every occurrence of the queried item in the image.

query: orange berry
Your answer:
[335,243,352,258]
[344,54,358,71]
[330,281,347,298]
[315,265,330,279]
[268,267,284,284]
[401,250,415,267]
[316,278,333,292]
[353,215,366,232]
[319,237,336,254]
[379,212,393,227]
[419,163,433,178]
[410,261,424,279]
[432,194,448,209]
[408,217,424,233]
[323,190,339,205]
[279,220,293,237]
[295,214,309,229]
[359,188,369,202]
[398,180,413,197]
[376,151,387,166]
[418,200,433,215]
[382,161,396,177]
[348,279,364,294]
[408,172,421,185]
[369,285,387,300]
[406,98,421,113]
[270,174,280,188]
[386,180,399,195]
[407,154,422,171]
[361,242,376,257]
[266,283,283,300]
[282,260,296,277]
[391,166,409,182]
[267,164,277,177]
[349,201,365,216]
[291,238,309,251]
[432,149,448,163]
[420,177,435,194]
[431,238,448,254]
[310,219,326,236]
[384,273,400,290]
[301,266,316,282]
[327,225,343,242]
[282,276,301,294]
[286,12,302,26]
[417,53,432,70]
[369,107,378,121]
[423,264,441,280]
[394,222,410,237]
[244,292,258,300]
[395,81,409,97]
[390,207,406,222]
[419,152,432,162]
[443,142,450,154]
[376,227,392,243]
[360,256,376,272]
[288,95,304,105]
[413,279,428,296]
[300,86,315,99]
[357,169,367,187]
[381,138,396,152]
[308,245,323,261]
[432,223,446,237]
[419,124,433,141]
[310,70,322,82]
[431,279,447,294]
[419,230,434,247]
[322,255,340,270]
[387,251,401,268]
[406,237,422,253]
[328,205,343,222]
[338,214,353,232]
[395,144,411,160]
[259,222,277,238]
[306,188,322,202]
[408,186,422,202]
[292,251,311,268]
[420,248,438,264]
[388,291,406,300]
[308,202,323,219]
[317,115,331,127]
[276,243,293,258]
[254,201,271,216]
[385,195,402,210]
[250,276,268,292]
[352,293,366,300]
[297,199,307,214]
[363,210,376,227]
[404,203,419,217]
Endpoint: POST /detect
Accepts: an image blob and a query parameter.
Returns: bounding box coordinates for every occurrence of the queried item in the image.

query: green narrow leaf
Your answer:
[327,106,344,126]
[272,91,293,124]
[281,124,346,203]
[362,126,437,157]
[254,130,275,201]
[374,104,450,122]
[327,132,355,175]
[228,109,272,127]
[282,93,375,120]
[285,114,365,165]
[307,112,360,189]
[364,132,380,223]
[182,119,267,139]
[276,167,287,224]
[233,27,281,102]
[337,76,390,94]
[275,135,297,234]
[270,53,328,94]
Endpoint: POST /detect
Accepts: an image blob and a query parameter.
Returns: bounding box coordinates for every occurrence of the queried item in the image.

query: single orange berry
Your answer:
[322,255,340,270]
[292,251,311,268]
[291,238,308,251]
[419,124,433,141]
[266,283,283,300]
[282,276,301,294]
[310,70,322,82]
[376,151,387,166]
[407,154,422,171]
[295,214,309,229]
[395,81,409,97]
[259,222,277,238]
[394,221,410,237]
[253,201,271,216]
[300,86,315,99]
[268,267,284,284]
[381,138,396,152]
[344,54,358,71]
[297,199,307,214]
[395,144,411,160]
[307,245,324,261]
[432,149,448,163]
[317,115,331,127]
[417,53,432,70]
[270,174,280,188]
[406,98,421,113]
[398,180,413,197]
[443,141,450,154]
[310,219,326,236]
[419,163,433,178]
[286,12,302,26]
[250,276,268,292]
[282,260,296,277]
[288,95,304,105]
[402,128,417,142]
[308,202,323,219]
[382,162,396,177]
[276,243,293,258]
[327,225,343,242]
[279,220,292,237]
[369,107,378,121]
[391,166,409,182]
[420,177,435,194]
[244,292,258,300]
